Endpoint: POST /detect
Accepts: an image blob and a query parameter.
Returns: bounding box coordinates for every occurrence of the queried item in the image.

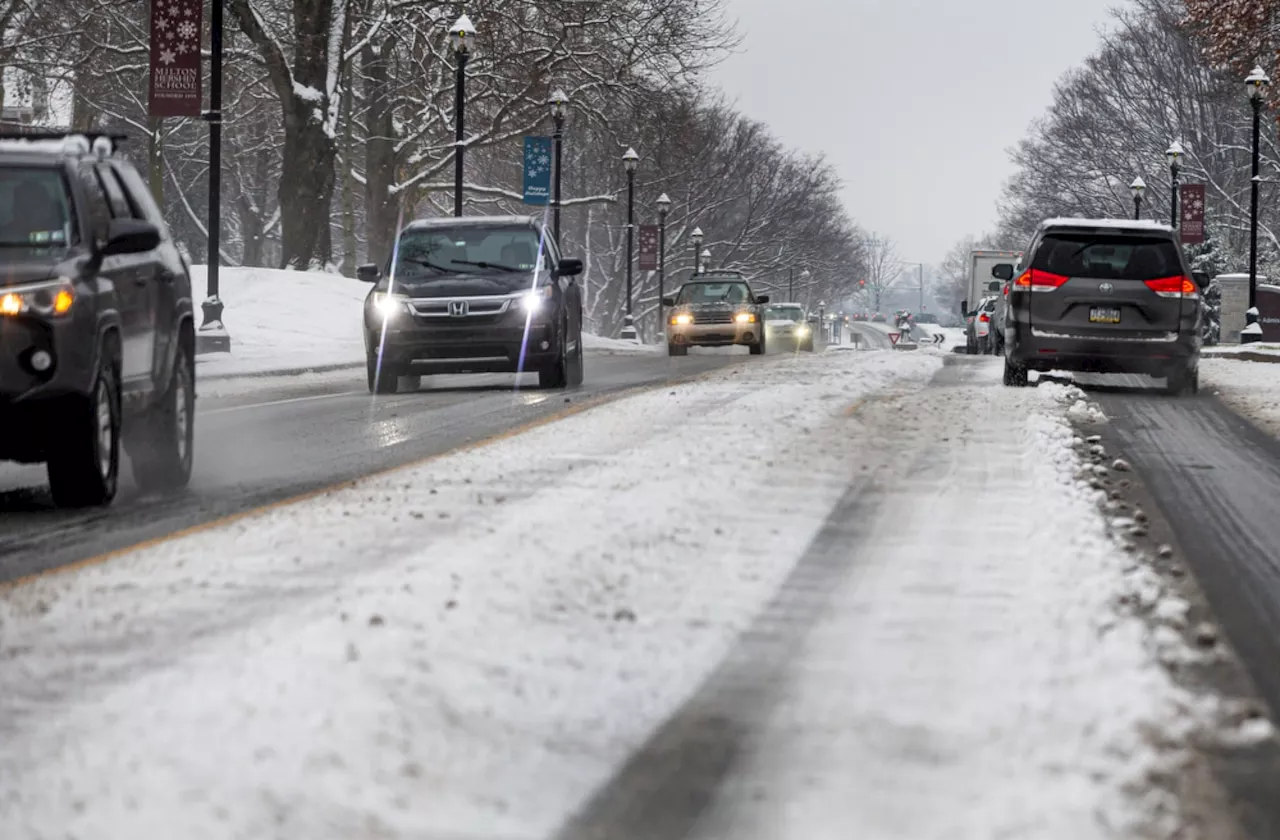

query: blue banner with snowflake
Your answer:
[523,136,552,206]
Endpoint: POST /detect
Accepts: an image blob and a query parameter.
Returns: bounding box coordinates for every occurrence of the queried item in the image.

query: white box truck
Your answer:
[962,249,1022,354]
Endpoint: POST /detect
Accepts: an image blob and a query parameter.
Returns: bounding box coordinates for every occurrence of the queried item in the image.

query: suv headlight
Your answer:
[371,291,408,318]
[0,278,75,318]
[734,312,756,324]
[521,284,554,312]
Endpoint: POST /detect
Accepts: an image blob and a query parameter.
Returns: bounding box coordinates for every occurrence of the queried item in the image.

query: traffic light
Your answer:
[859,279,866,287]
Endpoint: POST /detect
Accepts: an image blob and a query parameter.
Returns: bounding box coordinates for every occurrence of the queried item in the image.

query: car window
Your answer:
[1032,233,1182,281]
[95,165,134,219]
[394,226,547,274]
[75,164,110,244]
[0,166,75,250]
[113,164,171,236]
[765,306,804,321]
[676,282,752,304]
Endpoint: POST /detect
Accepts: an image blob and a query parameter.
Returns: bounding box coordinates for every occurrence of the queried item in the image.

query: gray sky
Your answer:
[709,0,1117,266]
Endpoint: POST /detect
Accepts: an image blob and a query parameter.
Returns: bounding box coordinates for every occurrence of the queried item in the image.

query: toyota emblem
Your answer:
[1098,282,1114,294]
[449,300,468,317]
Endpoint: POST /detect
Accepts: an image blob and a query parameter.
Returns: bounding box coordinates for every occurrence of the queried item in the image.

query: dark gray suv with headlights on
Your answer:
[358,216,584,394]
[999,219,1202,395]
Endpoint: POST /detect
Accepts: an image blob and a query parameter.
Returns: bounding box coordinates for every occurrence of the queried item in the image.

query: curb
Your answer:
[194,361,364,382]
[1203,351,1280,364]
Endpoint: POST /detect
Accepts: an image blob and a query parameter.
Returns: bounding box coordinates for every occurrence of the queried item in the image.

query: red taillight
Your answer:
[1014,269,1070,292]
[1143,275,1197,298]
[1002,285,1009,297]
[978,313,990,323]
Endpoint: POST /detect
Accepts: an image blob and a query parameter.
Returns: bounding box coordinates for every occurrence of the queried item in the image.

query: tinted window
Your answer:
[114,164,170,235]
[0,166,76,250]
[76,165,110,243]
[96,166,134,219]
[1032,233,1182,281]
[676,282,752,304]
[394,226,548,275]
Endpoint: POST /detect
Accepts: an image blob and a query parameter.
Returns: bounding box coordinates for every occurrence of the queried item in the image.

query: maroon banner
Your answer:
[638,224,659,271]
[1180,183,1205,244]
[149,0,203,117]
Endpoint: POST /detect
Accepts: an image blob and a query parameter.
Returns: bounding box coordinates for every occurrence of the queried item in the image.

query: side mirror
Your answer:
[992,263,1014,281]
[960,298,968,315]
[357,263,380,282]
[557,257,584,277]
[661,296,676,307]
[1192,270,1209,289]
[755,294,770,304]
[100,218,160,257]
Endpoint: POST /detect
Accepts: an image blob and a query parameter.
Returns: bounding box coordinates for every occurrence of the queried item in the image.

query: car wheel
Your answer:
[566,321,585,387]
[130,337,195,493]
[539,317,571,388]
[1003,356,1029,388]
[801,338,815,352]
[1163,363,1199,397]
[668,343,688,356]
[977,336,990,355]
[367,351,399,395]
[48,339,121,507]
[749,331,766,356]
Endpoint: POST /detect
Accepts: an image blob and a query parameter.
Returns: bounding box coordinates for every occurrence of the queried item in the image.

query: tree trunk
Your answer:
[277,109,336,269]
[363,37,398,269]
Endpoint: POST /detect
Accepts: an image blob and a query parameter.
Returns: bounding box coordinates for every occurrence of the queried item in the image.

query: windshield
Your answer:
[675,281,753,304]
[394,226,545,275]
[765,306,804,321]
[1032,233,1182,281]
[0,166,73,250]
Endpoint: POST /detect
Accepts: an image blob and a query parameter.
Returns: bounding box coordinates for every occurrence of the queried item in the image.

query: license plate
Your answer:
[1089,307,1121,324]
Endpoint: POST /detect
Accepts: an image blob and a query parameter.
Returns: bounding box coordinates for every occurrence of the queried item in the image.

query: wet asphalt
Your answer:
[0,351,747,584]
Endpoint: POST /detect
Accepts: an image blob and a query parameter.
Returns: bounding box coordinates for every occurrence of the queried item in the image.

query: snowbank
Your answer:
[1202,357,1280,438]
[191,265,367,379]
[580,332,660,355]
[0,350,1194,837]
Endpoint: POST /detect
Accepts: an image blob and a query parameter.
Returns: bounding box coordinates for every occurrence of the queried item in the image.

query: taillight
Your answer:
[1014,269,1070,292]
[1144,275,1198,299]
[1002,285,1009,297]
[978,313,990,323]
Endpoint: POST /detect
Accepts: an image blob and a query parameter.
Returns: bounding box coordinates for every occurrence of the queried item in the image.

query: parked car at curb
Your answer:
[661,271,770,356]
[0,132,196,507]
[999,218,1203,395]
[357,216,585,394]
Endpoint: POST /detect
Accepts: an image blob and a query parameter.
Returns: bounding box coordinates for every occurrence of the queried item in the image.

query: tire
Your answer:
[977,336,990,355]
[367,351,399,394]
[801,339,815,352]
[566,321,585,387]
[1003,356,1029,387]
[130,337,195,493]
[1163,363,1199,397]
[667,343,688,357]
[749,331,766,356]
[47,340,121,507]
[538,316,572,389]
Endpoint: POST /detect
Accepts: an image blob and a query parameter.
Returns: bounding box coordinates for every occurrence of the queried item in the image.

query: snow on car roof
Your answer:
[1041,217,1174,232]
[404,215,540,229]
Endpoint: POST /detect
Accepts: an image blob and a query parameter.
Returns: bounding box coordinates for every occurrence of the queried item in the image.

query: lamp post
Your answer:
[620,147,640,341]
[1166,140,1183,229]
[788,267,809,302]
[1247,66,1271,327]
[691,227,703,275]
[199,0,227,349]
[700,248,711,274]
[549,89,567,245]
[449,14,476,218]
[1131,176,1146,221]
[657,192,671,329]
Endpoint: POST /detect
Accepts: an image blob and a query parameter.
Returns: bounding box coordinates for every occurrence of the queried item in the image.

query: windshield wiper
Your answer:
[450,259,522,273]
[401,256,449,272]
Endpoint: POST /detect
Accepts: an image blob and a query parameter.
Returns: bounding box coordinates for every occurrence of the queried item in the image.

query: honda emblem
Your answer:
[1098,282,1114,294]
[449,300,468,317]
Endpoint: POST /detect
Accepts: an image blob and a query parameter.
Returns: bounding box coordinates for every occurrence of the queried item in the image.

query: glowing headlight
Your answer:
[521,285,553,312]
[0,278,75,318]
[734,312,756,324]
[795,324,810,335]
[372,291,408,317]
[671,313,693,326]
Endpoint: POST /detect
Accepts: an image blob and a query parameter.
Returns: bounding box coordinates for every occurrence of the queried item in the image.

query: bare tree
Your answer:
[859,234,902,314]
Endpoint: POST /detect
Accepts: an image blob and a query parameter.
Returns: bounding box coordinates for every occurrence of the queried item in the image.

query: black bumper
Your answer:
[367,320,560,374]
[1009,326,1198,375]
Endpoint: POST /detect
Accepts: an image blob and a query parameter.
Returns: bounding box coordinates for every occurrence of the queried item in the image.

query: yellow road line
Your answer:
[2,367,728,593]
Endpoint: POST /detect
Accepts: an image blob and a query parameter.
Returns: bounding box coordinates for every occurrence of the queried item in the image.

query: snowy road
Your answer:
[0,351,744,584]
[0,351,1221,839]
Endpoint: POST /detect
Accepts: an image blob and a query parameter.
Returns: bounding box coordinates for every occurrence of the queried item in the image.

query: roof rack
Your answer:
[0,130,128,144]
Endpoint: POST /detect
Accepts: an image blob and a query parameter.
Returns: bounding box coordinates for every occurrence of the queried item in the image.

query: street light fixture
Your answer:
[691,226,703,275]
[548,88,568,245]
[1130,176,1146,221]
[656,192,671,328]
[1166,140,1184,228]
[449,14,477,218]
[1247,66,1271,335]
[621,147,640,341]
[700,248,711,274]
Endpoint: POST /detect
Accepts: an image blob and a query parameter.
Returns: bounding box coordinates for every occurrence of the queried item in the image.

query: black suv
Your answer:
[0,133,195,506]
[357,216,585,393]
[999,219,1201,395]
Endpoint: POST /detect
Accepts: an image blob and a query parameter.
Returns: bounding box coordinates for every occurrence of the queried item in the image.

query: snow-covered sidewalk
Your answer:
[0,352,1198,838]
[1202,357,1280,438]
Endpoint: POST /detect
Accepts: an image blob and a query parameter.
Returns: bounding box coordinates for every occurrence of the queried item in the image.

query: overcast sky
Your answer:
[709,0,1118,266]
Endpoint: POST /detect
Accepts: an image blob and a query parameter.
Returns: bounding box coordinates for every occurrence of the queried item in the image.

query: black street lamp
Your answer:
[450,14,476,218]
[1166,140,1183,228]
[199,0,227,350]
[1247,66,1271,328]
[620,147,640,341]
[691,227,703,275]
[549,88,567,245]
[657,192,671,328]
[1130,176,1145,221]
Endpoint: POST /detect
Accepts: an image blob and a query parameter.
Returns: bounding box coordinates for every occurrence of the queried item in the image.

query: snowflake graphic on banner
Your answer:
[159,48,176,65]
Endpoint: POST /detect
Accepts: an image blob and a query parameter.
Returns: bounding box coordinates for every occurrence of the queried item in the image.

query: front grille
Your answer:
[696,311,734,324]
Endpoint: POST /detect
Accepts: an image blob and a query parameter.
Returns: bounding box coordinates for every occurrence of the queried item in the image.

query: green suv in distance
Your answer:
[0,133,196,506]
